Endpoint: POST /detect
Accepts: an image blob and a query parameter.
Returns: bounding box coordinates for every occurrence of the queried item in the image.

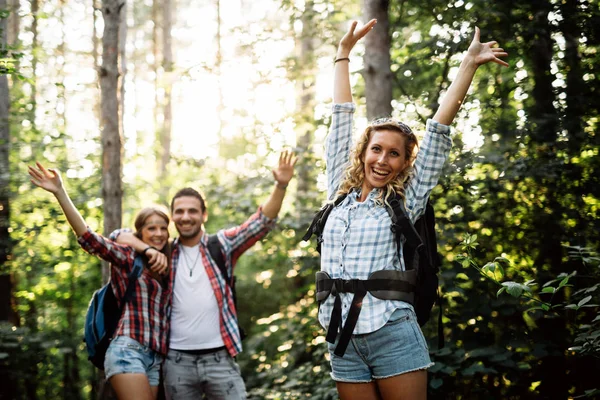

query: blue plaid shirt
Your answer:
[318,102,452,335]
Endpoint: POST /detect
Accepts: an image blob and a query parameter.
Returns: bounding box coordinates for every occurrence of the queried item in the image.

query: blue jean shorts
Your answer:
[104,336,164,386]
[327,308,433,383]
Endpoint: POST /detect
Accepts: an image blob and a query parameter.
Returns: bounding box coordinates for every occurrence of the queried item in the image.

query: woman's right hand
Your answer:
[28,162,65,195]
[337,19,378,58]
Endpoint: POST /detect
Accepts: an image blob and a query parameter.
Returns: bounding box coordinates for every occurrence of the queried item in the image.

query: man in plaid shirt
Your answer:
[114,150,297,400]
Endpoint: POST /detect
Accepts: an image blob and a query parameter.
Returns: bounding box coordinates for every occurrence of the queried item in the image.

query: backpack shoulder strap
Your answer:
[207,234,229,285]
[386,194,424,271]
[121,255,144,306]
[302,193,348,253]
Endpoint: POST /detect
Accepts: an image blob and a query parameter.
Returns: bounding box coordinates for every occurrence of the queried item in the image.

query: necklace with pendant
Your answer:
[180,245,201,277]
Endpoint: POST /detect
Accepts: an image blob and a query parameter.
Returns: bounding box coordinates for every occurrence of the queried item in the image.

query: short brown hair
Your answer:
[170,188,207,213]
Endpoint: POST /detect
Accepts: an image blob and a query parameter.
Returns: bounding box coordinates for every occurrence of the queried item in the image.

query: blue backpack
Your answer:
[83,256,143,369]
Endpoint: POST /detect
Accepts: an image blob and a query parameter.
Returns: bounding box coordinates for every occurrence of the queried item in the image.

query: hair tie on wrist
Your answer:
[334,57,350,64]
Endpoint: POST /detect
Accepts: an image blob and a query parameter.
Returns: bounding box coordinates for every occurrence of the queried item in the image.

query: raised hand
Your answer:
[29,162,65,195]
[467,27,509,68]
[272,150,298,187]
[338,19,378,57]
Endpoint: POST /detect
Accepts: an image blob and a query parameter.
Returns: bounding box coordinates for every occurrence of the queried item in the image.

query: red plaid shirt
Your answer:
[78,229,174,355]
[170,207,275,357]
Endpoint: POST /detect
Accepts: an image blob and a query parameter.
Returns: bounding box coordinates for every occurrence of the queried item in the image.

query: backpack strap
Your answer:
[386,195,424,271]
[121,255,144,308]
[302,194,348,253]
[207,234,228,283]
[207,234,247,340]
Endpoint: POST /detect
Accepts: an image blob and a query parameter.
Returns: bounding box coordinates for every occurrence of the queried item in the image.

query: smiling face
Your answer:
[171,196,207,246]
[139,214,170,250]
[361,129,410,198]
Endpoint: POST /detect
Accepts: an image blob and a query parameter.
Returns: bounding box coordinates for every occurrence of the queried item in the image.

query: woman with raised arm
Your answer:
[313,20,508,400]
[28,162,173,400]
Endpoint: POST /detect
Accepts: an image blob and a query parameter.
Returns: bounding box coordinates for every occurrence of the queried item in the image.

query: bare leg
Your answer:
[150,385,159,399]
[110,373,155,400]
[337,381,382,400]
[376,370,427,400]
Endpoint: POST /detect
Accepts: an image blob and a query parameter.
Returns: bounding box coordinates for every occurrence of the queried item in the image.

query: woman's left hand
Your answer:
[467,27,509,68]
[272,150,298,187]
[28,162,65,195]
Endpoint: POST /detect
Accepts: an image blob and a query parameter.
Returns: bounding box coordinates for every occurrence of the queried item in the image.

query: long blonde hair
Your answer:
[336,119,419,205]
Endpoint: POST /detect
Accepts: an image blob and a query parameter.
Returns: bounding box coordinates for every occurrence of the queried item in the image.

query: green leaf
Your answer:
[430,378,443,389]
[497,287,506,297]
[578,295,592,307]
[501,281,529,297]
[541,287,556,294]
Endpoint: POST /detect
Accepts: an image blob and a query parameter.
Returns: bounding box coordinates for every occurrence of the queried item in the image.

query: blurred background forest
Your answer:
[1,0,600,399]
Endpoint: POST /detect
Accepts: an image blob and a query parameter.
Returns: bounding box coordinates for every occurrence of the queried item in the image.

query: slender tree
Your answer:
[98,1,126,395]
[0,1,18,397]
[363,0,392,119]
[158,0,172,203]
[294,0,317,223]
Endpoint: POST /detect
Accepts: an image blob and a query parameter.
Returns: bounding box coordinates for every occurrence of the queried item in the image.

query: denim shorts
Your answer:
[327,308,433,383]
[104,336,164,386]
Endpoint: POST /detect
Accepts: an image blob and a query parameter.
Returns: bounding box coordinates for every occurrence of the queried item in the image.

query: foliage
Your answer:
[3,0,600,398]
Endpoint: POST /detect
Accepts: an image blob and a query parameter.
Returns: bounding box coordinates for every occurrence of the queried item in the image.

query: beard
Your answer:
[176,224,202,240]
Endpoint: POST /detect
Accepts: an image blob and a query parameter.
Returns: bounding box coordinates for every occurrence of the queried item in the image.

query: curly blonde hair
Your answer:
[336,119,419,205]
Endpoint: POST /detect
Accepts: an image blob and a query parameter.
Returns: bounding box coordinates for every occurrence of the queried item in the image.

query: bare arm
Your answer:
[334,19,377,104]
[433,27,509,125]
[261,150,297,219]
[28,162,87,237]
[114,231,169,275]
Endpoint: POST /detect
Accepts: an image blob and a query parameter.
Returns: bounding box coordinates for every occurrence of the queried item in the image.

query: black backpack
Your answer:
[303,193,443,350]
[206,235,246,340]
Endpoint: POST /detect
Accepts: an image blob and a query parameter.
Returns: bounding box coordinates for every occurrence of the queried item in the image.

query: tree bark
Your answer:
[295,1,317,223]
[363,0,392,120]
[158,0,172,203]
[98,2,125,395]
[100,0,125,276]
[7,0,19,46]
[523,1,567,398]
[0,2,19,398]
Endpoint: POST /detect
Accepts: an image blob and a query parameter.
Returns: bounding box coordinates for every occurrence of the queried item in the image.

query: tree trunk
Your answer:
[158,0,172,203]
[0,0,18,326]
[7,0,19,46]
[362,0,392,120]
[30,0,38,131]
[100,0,124,262]
[523,1,568,397]
[295,1,317,223]
[98,2,125,395]
[0,3,19,399]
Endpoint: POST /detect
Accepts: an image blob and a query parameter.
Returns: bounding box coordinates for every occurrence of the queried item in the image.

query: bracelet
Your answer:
[334,57,350,64]
[142,246,157,256]
[276,182,288,190]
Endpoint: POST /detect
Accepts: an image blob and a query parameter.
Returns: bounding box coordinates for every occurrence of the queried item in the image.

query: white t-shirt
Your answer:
[169,244,225,350]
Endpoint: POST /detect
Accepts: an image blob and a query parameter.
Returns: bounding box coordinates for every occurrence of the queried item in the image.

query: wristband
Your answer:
[334,57,350,64]
[142,246,157,256]
[276,182,288,190]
